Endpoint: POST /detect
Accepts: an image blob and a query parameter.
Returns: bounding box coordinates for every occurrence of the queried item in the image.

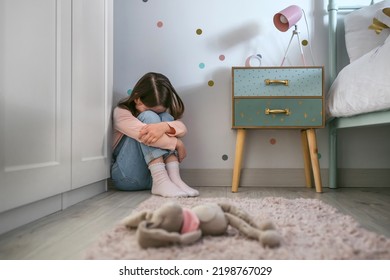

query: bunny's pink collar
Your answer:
[181,208,200,234]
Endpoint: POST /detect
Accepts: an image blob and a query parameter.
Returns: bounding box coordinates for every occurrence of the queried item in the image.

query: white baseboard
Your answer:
[181,168,311,187]
[337,168,390,188]
[181,168,390,188]
[0,180,107,235]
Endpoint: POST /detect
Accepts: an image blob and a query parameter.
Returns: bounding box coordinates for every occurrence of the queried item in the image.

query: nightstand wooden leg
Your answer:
[301,129,313,188]
[306,129,322,193]
[232,129,246,193]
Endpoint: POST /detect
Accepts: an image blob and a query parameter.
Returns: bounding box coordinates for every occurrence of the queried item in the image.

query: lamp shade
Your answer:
[273,5,303,32]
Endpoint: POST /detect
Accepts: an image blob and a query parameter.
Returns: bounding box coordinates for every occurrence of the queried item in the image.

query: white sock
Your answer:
[166,161,199,197]
[149,163,188,197]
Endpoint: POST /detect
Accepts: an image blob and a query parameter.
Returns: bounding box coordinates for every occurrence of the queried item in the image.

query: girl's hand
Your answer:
[175,139,187,162]
[139,122,170,145]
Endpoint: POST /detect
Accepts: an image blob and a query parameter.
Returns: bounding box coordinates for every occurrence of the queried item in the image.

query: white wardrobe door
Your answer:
[71,0,112,188]
[0,0,72,212]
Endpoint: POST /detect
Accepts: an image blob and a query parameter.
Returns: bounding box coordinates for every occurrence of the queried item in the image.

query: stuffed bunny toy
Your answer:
[122,201,282,249]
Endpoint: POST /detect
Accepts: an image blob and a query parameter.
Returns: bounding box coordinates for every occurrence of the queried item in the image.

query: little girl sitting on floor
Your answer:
[111,72,198,197]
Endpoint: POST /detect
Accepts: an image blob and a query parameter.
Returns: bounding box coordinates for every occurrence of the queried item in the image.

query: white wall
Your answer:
[114,0,390,171]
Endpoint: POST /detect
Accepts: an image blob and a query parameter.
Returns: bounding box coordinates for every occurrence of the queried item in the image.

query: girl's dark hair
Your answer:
[117,72,185,119]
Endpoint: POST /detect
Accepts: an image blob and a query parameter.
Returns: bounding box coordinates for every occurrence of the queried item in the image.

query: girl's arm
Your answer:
[113,107,178,150]
[139,120,187,145]
[165,120,187,137]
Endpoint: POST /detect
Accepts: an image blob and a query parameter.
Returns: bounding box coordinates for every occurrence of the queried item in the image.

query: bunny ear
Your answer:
[146,215,164,229]
[121,211,149,229]
[136,221,182,248]
[145,212,164,228]
[145,211,153,220]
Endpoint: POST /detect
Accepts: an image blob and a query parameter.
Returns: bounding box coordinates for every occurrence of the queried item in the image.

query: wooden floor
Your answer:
[0,186,389,260]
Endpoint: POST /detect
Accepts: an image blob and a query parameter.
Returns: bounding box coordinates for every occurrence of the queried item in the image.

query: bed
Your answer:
[327,0,390,188]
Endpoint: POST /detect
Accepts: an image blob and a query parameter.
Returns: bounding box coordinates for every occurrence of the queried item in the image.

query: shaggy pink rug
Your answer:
[84,196,390,260]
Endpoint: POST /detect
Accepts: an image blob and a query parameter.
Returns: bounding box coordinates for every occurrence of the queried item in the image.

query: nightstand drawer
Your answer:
[233,98,323,128]
[233,67,323,97]
[232,66,324,128]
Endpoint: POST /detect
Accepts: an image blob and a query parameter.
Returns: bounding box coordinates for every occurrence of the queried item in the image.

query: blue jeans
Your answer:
[111,111,175,191]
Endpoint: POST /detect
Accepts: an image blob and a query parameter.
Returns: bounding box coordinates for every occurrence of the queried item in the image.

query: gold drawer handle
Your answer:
[265,108,291,116]
[265,79,289,86]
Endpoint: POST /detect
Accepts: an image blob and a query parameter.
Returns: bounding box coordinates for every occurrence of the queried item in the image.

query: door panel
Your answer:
[0,0,72,212]
[71,0,112,188]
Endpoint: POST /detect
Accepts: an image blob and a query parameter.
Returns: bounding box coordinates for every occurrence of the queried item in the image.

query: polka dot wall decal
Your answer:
[196,28,203,35]
[143,0,148,2]
[219,54,225,61]
[127,89,133,95]
[208,80,214,87]
[199,62,205,69]
[157,21,163,28]
[318,153,322,159]
[270,138,277,145]
[222,154,228,161]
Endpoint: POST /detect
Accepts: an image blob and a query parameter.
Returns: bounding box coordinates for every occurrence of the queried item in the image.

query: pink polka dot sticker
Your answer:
[157,21,163,28]
[270,138,277,145]
[219,54,225,61]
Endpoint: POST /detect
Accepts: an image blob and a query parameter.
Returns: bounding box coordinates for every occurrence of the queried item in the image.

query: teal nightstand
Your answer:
[231,66,325,193]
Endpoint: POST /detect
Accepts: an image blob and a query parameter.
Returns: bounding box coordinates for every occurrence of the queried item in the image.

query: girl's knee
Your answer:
[159,112,174,122]
[138,110,161,124]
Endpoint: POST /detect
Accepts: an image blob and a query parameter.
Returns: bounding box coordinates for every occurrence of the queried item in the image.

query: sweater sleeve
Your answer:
[113,107,178,151]
[166,120,187,138]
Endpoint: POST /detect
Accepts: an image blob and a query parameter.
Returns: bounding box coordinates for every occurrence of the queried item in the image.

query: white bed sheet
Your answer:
[326,34,390,118]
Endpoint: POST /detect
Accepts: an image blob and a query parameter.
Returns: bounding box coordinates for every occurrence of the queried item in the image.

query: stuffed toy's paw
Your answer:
[259,230,282,248]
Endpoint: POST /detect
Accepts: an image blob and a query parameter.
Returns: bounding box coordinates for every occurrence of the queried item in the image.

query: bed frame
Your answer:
[327,0,390,188]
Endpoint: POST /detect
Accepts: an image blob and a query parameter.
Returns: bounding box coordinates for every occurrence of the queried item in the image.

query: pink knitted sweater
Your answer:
[112,107,187,151]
